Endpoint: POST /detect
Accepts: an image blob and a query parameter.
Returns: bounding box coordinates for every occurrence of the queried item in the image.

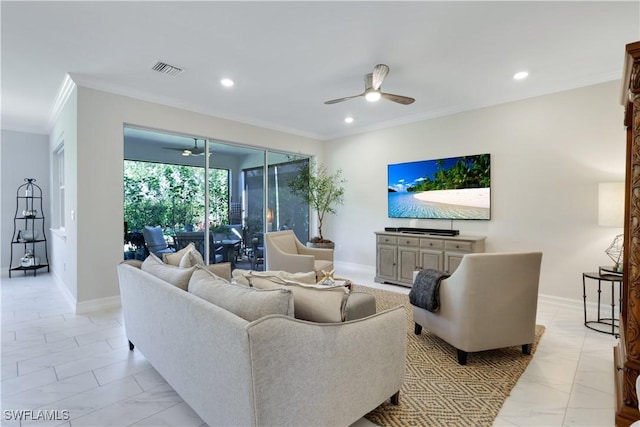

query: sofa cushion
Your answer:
[179,245,205,268]
[120,259,143,269]
[141,253,196,290]
[164,243,197,266]
[232,269,316,286]
[203,263,232,282]
[244,273,349,323]
[188,267,294,321]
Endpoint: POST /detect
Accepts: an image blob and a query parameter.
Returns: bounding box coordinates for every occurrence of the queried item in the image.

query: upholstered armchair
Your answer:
[264,230,333,278]
[142,226,175,258]
[412,252,543,365]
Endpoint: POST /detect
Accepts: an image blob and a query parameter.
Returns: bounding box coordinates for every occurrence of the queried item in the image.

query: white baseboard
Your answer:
[334,260,375,276]
[51,271,121,314]
[538,293,583,309]
[76,295,122,315]
[538,292,617,315]
[53,272,77,312]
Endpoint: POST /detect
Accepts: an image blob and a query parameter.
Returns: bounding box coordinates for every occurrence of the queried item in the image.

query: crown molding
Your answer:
[47,74,76,133]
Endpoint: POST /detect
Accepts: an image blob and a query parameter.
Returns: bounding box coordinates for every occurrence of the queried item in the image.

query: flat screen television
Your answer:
[388,154,491,220]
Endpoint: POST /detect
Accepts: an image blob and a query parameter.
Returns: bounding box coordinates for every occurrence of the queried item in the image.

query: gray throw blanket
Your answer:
[409,269,450,312]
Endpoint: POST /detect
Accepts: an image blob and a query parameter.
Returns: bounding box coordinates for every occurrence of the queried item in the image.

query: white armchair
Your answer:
[264,230,334,278]
[412,252,543,365]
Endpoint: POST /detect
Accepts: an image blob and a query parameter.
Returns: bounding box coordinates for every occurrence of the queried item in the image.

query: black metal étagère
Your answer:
[9,178,50,277]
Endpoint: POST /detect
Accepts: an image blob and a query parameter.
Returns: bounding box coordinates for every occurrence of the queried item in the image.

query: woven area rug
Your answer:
[354,285,545,427]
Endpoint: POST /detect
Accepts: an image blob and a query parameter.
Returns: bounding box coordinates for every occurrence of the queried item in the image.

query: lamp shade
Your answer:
[598,182,624,227]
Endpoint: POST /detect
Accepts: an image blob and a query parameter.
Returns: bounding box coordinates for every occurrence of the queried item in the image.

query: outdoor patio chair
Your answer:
[142,226,175,258]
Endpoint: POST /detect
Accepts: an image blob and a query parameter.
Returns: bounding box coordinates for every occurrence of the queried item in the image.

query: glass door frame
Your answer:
[124,125,311,265]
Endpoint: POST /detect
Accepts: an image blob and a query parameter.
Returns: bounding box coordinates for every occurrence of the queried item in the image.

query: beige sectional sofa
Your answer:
[117,258,406,427]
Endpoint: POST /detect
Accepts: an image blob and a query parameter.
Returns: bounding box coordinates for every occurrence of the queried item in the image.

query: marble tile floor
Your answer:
[1,266,617,427]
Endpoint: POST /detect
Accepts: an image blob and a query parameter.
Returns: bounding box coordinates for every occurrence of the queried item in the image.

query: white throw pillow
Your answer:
[188,267,294,321]
[141,253,196,291]
[163,243,196,266]
[247,273,349,323]
[178,246,205,268]
[232,269,316,286]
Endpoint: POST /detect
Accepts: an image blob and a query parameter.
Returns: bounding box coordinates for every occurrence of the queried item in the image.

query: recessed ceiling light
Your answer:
[344,116,354,124]
[513,71,529,80]
[220,78,234,87]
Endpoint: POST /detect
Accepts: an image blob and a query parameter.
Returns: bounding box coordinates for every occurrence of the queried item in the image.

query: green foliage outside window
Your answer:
[123,161,229,236]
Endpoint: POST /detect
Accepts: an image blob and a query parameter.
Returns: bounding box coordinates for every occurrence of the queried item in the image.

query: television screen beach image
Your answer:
[388,154,491,220]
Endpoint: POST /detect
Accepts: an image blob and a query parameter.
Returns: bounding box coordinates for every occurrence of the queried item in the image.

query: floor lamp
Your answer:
[599,182,625,272]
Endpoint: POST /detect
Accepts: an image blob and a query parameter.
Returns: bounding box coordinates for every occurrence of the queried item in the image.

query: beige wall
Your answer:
[61,86,321,308]
[324,81,625,301]
[47,79,626,307]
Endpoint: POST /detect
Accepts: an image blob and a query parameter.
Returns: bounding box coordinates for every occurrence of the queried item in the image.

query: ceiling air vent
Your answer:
[151,61,184,77]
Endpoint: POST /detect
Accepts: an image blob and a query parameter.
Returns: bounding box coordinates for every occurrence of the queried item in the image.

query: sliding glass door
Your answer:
[266,153,309,242]
[124,126,310,267]
[244,153,309,242]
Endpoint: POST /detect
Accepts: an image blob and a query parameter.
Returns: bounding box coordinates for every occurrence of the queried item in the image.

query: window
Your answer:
[53,144,65,229]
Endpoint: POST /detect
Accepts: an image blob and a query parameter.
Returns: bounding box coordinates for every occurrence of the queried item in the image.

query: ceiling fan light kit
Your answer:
[164,138,209,157]
[325,64,415,105]
[365,90,381,102]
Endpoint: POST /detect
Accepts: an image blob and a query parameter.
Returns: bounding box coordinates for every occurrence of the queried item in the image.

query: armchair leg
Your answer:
[456,349,468,365]
[414,323,422,335]
[522,343,532,355]
[128,340,135,351]
[390,391,400,405]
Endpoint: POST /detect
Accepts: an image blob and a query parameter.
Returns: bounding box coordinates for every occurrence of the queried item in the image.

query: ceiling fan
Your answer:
[164,138,208,156]
[324,64,415,105]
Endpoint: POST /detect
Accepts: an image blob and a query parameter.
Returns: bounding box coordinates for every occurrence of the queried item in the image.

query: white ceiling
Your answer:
[2,1,639,141]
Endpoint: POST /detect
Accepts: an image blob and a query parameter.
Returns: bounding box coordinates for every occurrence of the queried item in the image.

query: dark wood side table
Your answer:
[582,269,623,336]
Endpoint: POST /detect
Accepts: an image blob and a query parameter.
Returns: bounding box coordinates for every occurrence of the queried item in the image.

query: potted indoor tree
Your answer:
[288,160,346,248]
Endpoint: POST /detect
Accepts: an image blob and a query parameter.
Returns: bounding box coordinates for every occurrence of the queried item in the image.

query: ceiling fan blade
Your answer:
[381,92,415,105]
[372,64,389,90]
[324,93,364,105]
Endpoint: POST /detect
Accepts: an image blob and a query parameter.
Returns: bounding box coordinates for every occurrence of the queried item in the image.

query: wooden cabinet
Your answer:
[374,231,485,287]
[615,41,640,427]
[376,243,397,282]
[398,245,420,283]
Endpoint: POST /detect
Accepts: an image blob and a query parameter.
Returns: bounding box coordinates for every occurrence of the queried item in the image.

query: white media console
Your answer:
[374,231,486,287]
